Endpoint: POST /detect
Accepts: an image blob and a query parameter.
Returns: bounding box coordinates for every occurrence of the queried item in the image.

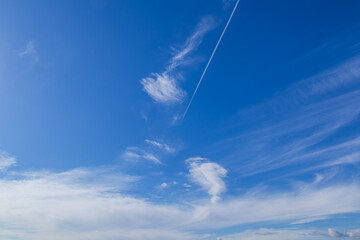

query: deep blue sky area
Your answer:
[1,1,360,239]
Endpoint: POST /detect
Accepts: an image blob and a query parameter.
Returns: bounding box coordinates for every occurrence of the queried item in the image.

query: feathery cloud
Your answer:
[0,152,16,171]
[221,56,360,177]
[141,73,186,104]
[145,139,174,153]
[141,17,216,104]
[123,147,162,164]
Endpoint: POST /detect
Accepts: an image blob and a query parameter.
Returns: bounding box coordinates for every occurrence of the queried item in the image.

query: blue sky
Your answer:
[1,0,360,239]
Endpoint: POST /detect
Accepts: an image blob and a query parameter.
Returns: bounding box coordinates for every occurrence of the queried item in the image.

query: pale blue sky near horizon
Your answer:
[1,0,360,239]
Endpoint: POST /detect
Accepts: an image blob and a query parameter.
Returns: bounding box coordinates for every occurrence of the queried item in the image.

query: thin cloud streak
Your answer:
[219,56,360,177]
[145,139,174,153]
[123,147,162,164]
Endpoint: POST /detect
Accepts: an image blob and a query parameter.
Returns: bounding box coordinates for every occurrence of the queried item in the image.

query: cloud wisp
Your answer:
[123,147,162,164]
[145,139,174,153]
[220,56,360,177]
[0,152,16,171]
[141,17,216,105]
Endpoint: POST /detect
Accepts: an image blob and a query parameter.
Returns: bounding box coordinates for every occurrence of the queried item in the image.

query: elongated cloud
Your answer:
[123,147,162,164]
[221,56,360,177]
[141,17,216,104]
[145,139,174,152]
[167,16,216,71]
[186,157,227,203]
[217,228,324,240]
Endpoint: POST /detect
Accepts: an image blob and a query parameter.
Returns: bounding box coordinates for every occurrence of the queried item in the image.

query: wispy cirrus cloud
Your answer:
[141,16,216,104]
[167,16,216,72]
[145,139,174,153]
[220,56,360,177]
[123,139,175,165]
[141,73,186,104]
[0,152,16,171]
[186,157,227,203]
[123,147,162,164]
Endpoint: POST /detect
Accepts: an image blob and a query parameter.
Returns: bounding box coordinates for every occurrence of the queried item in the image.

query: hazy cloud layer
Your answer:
[1,166,360,239]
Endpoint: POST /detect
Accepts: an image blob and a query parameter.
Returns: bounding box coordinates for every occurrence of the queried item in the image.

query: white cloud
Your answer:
[219,55,360,178]
[141,73,186,104]
[160,182,168,188]
[1,166,360,239]
[186,157,227,203]
[167,16,216,71]
[0,152,16,171]
[328,228,360,239]
[141,16,216,104]
[217,228,320,240]
[123,147,162,164]
[224,89,360,177]
[0,168,197,240]
[187,184,360,230]
[145,139,174,152]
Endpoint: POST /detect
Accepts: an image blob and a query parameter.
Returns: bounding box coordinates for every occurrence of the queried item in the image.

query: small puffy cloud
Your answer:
[145,139,174,153]
[0,152,16,171]
[141,73,186,104]
[186,157,227,203]
[123,147,161,164]
[160,182,168,188]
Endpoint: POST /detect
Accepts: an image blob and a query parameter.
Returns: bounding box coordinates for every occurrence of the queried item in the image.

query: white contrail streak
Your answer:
[183,0,240,118]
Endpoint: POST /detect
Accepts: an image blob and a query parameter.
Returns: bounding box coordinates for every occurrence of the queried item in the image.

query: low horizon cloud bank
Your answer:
[1,162,360,240]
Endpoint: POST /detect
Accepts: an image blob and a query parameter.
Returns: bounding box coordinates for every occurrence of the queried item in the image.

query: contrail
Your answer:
[182,0,240,118]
